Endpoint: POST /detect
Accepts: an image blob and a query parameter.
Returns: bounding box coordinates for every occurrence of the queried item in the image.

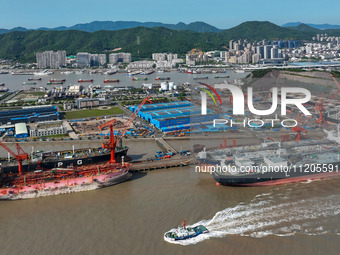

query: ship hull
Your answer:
[0,169,132,200]
[1,147,128,174]
[212,162,340,186]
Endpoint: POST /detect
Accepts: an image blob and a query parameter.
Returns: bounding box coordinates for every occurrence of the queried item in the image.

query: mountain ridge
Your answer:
[282,22,340,30]
[1,21,340,62]
[0,21,221,34]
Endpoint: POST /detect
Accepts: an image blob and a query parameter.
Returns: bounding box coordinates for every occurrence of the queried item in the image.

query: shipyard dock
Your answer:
[130,156,194,172]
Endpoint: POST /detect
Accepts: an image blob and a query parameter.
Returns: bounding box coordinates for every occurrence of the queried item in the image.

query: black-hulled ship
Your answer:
[0,146,128,174]
[198,139,340,186]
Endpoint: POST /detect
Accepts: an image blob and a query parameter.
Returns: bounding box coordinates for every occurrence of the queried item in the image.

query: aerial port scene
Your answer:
[1,0,340,254]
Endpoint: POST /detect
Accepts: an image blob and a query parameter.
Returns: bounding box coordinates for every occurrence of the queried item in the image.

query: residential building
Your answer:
[36,50,66,68]
[109,53,132,64]
[77,52,90,67]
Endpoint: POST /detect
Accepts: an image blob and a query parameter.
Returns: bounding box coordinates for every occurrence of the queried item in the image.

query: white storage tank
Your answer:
[168,82,175,91]
[161,82,168,91]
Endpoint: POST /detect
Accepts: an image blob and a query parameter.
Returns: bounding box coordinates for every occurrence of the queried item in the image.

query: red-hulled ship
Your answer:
[0,95,154,200]
[104,79,119,83]
[0,123,131,200]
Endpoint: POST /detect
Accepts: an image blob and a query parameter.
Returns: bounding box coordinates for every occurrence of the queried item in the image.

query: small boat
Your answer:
[0,82,4,86]
[164,220,209,241]
[28,78,42,81]
[50,79,66,82]
[132,77,148,81]
[155,77,170,81]
[104,70,118,75]
[78,79,94,83]
[141,70,154,75]
[47,82,64,85]
[0,87,9,92]
[193,76,208,80]
[23,82,36,85]
[214,75,230,78]
[104,79,120,83]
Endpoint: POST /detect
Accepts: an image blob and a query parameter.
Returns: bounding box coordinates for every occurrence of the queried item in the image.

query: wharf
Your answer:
[155,138,178,154]
[130,156,194,172]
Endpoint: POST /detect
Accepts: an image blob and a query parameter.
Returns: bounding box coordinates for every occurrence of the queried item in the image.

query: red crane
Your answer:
[315,74,340,124]
[0,142,28,175]
[292,126,308,141]
[98,119,117,131]
[100,95,153,163]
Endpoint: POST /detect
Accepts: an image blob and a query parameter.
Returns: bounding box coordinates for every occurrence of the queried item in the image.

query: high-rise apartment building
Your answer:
[77,52,90,67]
[109,53,132,64]
[36,51,66,68]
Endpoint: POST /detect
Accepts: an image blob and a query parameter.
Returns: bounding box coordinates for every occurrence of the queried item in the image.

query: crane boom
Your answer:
[116,95,153,145]
[0,142,28,174]
[99,95,154,163]
[315,74,340,124]
[98,119,117,131]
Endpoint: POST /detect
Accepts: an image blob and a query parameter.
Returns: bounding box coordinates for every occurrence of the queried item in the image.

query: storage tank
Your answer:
[161,82,168,91]
[168,82,175,91]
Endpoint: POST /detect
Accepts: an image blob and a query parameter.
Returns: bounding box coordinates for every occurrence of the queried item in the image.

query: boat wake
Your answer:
[164,189,340,245]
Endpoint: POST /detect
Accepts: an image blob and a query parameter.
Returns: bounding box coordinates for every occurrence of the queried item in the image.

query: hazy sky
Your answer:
[0,0,339,29]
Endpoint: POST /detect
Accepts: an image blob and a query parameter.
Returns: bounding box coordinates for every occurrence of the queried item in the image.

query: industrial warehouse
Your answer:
[129,101,220,132]
[0,105,60,125]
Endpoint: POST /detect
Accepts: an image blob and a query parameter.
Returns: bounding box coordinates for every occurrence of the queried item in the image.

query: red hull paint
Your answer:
[220,171,340,187]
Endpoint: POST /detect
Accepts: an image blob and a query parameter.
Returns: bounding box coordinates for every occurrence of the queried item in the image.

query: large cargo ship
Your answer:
[0,122,132,200]
[197,139,340,186]
[0,161,131,200]
[0,146,129,174]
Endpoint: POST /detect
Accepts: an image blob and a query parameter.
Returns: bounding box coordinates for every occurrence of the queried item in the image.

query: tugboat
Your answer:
[164,220,209,241]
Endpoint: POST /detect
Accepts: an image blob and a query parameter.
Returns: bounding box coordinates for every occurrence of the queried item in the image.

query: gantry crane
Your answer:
[100,95,153,163]
[315,74,340,124]
[292,126,308,141]
[0,142,28,175]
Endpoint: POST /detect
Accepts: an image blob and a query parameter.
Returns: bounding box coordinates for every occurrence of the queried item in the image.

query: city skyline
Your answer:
[0,0,340,29]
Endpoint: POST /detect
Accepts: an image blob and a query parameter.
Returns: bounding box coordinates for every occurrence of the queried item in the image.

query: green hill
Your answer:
[1,21,339,62]
[221,21,315,40]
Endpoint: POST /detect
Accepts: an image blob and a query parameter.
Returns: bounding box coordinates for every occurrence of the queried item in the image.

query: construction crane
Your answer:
[116,95,153,146]
[315,74,340,124]
[0,142,28,175]
[98,119,117,131]
[101,95,153,163]
[292,126,308,141]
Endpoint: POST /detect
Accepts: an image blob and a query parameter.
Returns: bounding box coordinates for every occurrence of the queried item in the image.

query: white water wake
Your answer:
[164,191,340,245]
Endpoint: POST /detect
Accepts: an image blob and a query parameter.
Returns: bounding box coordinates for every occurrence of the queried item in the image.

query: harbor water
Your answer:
[0,164,339,254]
[0,70,247,92]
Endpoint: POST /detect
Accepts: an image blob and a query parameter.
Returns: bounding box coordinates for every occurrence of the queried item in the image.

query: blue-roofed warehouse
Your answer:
[0,106,60,125]
[129,100,220,132]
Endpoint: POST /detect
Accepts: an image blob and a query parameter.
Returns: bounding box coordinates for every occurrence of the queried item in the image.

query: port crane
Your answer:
[315,74,340,124]
[100,95,153,163]
[0,142,28,175]
[292,126,308,141]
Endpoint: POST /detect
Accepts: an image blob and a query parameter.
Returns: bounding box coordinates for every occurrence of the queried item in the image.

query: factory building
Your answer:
[30,121,67,137]
[129,101,219,132]
[0,106,60,125]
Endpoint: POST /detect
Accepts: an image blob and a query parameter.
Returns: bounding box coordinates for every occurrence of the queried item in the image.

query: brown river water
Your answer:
[0,140,340,254]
